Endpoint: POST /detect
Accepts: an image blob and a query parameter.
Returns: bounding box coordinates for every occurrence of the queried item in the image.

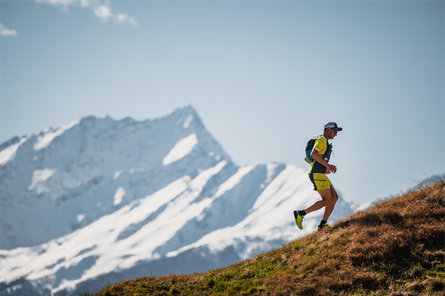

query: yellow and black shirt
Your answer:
[309,136,332,174]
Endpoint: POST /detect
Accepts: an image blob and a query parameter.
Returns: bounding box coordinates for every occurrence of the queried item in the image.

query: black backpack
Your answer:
[305,136,320,162]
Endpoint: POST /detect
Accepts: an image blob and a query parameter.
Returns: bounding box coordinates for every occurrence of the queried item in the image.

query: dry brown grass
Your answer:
[96,182,445,296]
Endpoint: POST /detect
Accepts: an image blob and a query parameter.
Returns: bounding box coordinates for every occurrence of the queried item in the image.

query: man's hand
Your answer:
[327,164,337,174]
[311,150,337,174]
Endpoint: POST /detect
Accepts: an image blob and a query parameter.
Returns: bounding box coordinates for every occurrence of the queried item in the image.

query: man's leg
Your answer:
[330,185,339,204]
[321,185,338,221]
[305,188,332,214]
[295,174,334,230]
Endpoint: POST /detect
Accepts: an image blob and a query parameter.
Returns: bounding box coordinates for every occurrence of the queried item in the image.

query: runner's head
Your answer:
[324,122,342,139]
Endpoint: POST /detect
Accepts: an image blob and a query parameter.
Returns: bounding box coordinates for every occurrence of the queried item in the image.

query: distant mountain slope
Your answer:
[0,106,230,249]
[95,182,445,296]
[0,106,356,296]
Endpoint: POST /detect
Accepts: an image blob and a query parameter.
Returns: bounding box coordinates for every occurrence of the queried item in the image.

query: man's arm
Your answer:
[310,149,337,173]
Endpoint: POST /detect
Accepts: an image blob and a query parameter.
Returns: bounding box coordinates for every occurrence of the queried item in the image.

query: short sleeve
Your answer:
[312,136,327,155]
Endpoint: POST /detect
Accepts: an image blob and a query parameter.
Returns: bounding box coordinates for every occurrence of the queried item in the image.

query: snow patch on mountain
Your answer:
[0,136,27,165]
[163,133,198,165]
[113,187,126,206]
[77,214,86,223]
[33,120,79,151]
[213,165,255,198]
[183,115,194,129]
[28,168,56,194]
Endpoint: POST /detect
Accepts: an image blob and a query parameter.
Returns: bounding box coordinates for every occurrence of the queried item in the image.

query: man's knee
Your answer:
[322,196,334,207]
[330,187,338,203]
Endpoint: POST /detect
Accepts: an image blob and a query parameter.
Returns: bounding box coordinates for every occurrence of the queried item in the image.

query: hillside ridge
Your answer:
[95,181,445,296]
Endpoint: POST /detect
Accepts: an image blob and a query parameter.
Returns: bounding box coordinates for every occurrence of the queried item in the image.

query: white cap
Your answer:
[324,122,343,131]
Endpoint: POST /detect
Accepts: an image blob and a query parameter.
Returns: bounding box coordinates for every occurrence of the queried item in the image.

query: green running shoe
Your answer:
[318,223,332,231]
[294,210,304,230]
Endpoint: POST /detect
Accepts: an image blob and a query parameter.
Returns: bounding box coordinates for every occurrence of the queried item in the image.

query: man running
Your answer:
[294,122,342,231]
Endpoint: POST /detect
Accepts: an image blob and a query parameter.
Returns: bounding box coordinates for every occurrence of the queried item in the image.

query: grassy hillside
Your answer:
[95,182,444,295]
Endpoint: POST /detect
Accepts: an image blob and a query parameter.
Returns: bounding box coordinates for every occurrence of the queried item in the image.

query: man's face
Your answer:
[329,128,338,139]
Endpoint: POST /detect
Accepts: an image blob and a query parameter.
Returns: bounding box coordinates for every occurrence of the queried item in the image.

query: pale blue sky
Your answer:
[1,0,444,205]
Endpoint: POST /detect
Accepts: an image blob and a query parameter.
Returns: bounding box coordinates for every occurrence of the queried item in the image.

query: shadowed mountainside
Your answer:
[95,181,445,296]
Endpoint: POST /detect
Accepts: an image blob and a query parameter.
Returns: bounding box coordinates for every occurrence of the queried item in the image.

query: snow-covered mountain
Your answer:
[0,106,355,296]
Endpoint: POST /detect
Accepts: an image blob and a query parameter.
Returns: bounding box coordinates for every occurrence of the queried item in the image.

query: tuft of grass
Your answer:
[95,181,445,296]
